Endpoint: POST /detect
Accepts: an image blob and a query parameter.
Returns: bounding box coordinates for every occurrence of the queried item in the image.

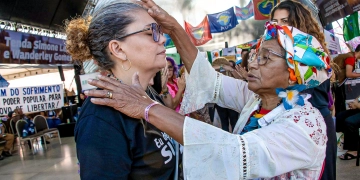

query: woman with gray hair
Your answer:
[85,0,332,179]
[66,2,179,179]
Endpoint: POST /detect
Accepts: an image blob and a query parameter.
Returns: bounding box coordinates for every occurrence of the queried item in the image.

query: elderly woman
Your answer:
[86,0,331,179]
[271,1,336,179]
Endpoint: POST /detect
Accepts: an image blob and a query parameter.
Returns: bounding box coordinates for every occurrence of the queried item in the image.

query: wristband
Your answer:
[144,102,159,123]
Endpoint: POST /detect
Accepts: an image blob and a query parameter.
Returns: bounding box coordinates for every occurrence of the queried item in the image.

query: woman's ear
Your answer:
[108,40,127,60]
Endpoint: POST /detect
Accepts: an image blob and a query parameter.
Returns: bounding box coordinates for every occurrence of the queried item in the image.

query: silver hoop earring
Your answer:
[121,55,132,71]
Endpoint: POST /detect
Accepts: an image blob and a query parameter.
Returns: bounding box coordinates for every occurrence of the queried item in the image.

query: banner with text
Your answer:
[0,84,64,116]
[0,29,71,64]
[316,0,360,25]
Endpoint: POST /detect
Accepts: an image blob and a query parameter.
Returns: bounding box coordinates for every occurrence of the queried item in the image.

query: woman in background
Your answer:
[162,57,186,112]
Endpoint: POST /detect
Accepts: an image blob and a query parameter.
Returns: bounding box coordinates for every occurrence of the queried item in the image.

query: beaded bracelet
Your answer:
[144,102,159,123]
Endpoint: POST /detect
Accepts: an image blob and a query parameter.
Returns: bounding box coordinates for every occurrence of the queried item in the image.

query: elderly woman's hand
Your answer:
[135,0,178,35]
[85,73,155,120]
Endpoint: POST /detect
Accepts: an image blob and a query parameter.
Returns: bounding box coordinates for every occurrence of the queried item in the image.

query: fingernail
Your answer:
[148,9,153,14]
[97,75,102,79]
[88,79,93,83]
[84,91,89,95]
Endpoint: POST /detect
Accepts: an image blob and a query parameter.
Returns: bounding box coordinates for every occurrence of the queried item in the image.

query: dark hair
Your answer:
[65,3,145,70]
[241,51,249,71]
[270,0,330,55]
[151,71,162,94]
[166,56,178,78]
[7,111,14,118]
[228,60,236,68]
[355,44,360,52]
[251,44,257,50]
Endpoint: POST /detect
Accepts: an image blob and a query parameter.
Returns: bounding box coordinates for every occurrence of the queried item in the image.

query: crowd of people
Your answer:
[334,45,360,160]
[61,0,360,179]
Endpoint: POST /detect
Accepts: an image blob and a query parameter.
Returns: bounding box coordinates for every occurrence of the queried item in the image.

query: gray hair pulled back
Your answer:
[65,2,145,70]
[88,2,145,69]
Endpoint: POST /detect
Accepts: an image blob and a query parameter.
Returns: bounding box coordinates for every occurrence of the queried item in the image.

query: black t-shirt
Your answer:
[75,96,176,179]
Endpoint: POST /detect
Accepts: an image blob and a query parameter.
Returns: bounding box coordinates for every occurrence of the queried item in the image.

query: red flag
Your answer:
[184,16,212,46]
[253,0,278,20]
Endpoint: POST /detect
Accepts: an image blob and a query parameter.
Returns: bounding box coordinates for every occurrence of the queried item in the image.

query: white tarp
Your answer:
[0,84,64,116]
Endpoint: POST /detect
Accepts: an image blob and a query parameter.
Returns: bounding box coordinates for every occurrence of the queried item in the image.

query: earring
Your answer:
[121,55,132,71]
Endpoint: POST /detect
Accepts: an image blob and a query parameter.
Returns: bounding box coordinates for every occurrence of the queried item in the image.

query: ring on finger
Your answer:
[107,91,113,99]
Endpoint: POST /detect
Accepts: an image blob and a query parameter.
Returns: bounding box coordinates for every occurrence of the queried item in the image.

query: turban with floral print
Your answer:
[258,21,332,89]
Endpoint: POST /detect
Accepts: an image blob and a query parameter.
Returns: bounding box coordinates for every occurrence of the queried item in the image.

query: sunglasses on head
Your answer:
[116,23,163,42]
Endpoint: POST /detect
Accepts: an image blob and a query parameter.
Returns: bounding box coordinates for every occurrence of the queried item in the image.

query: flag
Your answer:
[208,7,239,33]
[343,12,360,50]
[0,75,9,87]
[235,1,254,21]
[207,49,222,64]
[237,39,259,49]
[184,16,212,46]
[164,34,175,49]
[253,0,278,20]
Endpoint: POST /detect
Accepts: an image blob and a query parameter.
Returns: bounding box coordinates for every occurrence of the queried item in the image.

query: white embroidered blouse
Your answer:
[179,51,327,180]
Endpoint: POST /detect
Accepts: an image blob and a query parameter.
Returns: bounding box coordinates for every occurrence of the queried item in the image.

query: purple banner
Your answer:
[0,29,71,64]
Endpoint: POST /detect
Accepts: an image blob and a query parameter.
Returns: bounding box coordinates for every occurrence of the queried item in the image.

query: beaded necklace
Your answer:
[107,72,162,104]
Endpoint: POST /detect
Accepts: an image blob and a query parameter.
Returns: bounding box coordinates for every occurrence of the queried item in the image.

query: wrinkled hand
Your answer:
[161,67,169,91]
[177,73,186,91]
[135,0,178,35]
[235,64,248,79]
[85,73,155,119]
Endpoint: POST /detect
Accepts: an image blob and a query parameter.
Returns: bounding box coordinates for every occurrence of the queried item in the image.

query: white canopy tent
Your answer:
[0,64,76,92]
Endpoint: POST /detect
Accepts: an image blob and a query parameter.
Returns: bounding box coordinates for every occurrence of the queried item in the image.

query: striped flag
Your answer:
[235,1,254,21]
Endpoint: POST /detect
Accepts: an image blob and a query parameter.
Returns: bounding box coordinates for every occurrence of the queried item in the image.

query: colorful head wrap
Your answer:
[259,21,332,89]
